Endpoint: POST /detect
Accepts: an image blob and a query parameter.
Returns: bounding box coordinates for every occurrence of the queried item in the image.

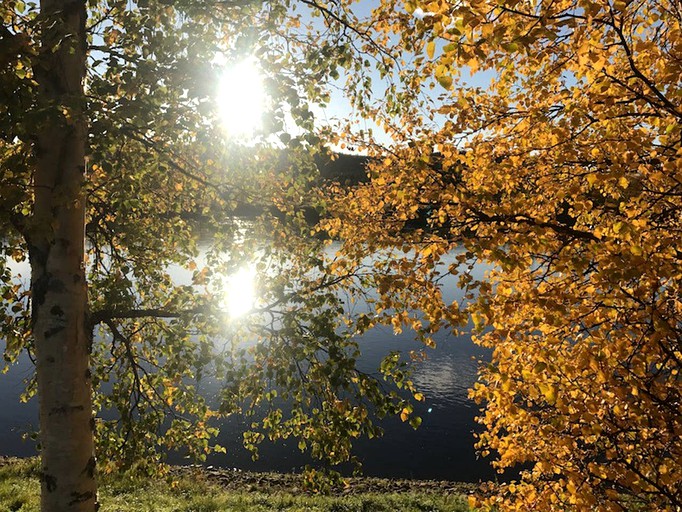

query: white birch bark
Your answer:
[31,1,96,510]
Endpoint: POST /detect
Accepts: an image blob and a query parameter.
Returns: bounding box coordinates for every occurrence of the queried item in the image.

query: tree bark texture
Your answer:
[32,1,96,511]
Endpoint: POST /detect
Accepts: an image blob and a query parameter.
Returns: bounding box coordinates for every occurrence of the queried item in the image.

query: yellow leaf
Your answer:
[501,377,512,392]
[426,41,435,59]
[539,383,557,404]
[471,311,484,330]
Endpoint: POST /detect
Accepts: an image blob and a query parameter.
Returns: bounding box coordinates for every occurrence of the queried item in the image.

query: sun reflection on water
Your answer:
[221,265,257,318]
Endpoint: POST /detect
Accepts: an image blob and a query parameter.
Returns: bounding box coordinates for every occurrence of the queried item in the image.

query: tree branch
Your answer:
[89,306,210,327]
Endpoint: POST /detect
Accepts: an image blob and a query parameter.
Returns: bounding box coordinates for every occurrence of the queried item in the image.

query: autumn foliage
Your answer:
[327,0,681,510]
[1,0,680,510]
[1,1,427,507]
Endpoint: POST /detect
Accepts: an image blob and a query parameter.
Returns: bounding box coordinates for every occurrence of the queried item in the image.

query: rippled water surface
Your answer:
[0,250,497,481]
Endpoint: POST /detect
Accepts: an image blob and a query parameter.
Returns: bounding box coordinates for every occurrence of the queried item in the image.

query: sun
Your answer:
[216,59,266,138]
[221,266,257,319]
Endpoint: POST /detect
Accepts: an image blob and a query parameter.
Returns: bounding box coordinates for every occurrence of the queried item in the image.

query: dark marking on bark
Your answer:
[85,368,91,380]
[47,278,66,294]
[86,313,95,353]
[50,305,64,316]
[89,417,96,431]
[32,273,51,307]
[68,491,94,505]
[73,273,82,283]
[40,471,57,492]
[49,404,84,416]
[46,355,55,363]
[82,456,96,478]
[44,325,65,338]
[28,244,48,269]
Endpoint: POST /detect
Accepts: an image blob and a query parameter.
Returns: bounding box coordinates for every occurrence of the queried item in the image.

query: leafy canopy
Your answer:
[0,0,423,484]
[326,0,681,510]
[2,0,681,509]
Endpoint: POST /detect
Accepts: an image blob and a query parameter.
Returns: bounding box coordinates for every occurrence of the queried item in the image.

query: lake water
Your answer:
[0,250,497,482]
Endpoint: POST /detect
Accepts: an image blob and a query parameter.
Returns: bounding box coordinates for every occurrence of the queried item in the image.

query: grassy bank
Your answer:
[0,458,472,512]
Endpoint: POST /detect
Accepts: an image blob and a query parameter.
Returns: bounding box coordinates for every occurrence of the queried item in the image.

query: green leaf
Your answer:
[437,75,453,89]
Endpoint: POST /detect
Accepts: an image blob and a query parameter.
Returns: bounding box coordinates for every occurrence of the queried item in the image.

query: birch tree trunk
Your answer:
[31,1,96,510]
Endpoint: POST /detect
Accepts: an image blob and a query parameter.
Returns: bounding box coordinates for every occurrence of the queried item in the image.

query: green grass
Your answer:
[0,459,471,512]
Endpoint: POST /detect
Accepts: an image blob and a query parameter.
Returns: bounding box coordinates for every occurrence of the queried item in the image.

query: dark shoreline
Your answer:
[176,464,480,496]
[1,456,481,497]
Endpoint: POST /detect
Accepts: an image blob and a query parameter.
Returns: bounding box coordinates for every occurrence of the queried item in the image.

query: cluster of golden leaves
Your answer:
[327,0,681,509]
